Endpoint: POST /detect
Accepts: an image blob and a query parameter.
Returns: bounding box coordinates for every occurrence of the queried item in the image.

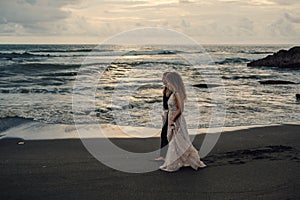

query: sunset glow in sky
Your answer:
[0,0,299,44]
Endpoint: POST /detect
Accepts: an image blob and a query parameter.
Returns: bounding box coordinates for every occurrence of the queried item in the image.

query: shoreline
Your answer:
[0,124,299,199]
[0,116,299,140]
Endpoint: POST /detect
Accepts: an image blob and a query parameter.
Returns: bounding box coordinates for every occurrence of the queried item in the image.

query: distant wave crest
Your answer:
[0,52,51,59]
[1,63,82,72]
[215,57,251,65]
[237,50,274,54]
[222,74,273,80]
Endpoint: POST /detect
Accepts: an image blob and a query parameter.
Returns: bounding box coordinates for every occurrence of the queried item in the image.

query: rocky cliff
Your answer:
[247,46,300,69]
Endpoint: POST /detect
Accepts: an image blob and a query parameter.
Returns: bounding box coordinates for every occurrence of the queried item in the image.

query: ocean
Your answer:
[0,44,299,138]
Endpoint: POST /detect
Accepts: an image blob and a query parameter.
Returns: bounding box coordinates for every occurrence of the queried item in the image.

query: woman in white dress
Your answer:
[159,72,207,172]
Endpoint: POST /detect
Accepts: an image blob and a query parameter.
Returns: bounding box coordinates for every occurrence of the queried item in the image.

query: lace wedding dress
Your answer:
[159,92,207,172]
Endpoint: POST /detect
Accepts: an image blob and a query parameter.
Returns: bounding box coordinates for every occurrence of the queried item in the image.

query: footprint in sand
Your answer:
[202,145,299,166]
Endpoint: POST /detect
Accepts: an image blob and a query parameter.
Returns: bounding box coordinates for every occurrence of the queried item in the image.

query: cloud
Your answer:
[284,13,300,23]
[0,0,80,35]
[0,0,300,44]
[217,0,300,5]
[24,0,36,6]
[236,18,254,36]
[179,0,195,3]
[0,1,73,23]
[268,18,296,37]
[181,19,190,28]
[269,0,300,5]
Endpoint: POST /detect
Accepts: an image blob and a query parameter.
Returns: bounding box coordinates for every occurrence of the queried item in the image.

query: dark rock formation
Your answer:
[296,94,300,102]
[258,80,297,85]
[247,46,300,69]
[192,83,221,88]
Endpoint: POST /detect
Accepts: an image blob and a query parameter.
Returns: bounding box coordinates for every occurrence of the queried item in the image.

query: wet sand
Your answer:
[0,124,299,199]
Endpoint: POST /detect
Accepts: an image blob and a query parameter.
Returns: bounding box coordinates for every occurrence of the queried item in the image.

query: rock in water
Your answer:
[258,80,297,85]
[192,83,220,88]
[296,94,300,102]
[247,46,300,69]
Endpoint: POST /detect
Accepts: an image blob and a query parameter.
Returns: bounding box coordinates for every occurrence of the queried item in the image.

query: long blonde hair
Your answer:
[165,72,187,102]
[162,72,170,95]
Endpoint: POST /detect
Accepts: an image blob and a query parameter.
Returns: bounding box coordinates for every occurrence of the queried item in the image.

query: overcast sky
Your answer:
[0,0,299,44]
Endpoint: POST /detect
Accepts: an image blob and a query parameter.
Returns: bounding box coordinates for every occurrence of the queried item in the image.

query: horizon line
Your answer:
[0,43,298,46]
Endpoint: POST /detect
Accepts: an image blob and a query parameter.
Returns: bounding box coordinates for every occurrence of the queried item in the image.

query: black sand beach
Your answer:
[1,124,299,200]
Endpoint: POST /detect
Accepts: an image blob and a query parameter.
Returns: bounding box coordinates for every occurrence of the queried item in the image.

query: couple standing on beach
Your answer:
[155,72,207,172]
